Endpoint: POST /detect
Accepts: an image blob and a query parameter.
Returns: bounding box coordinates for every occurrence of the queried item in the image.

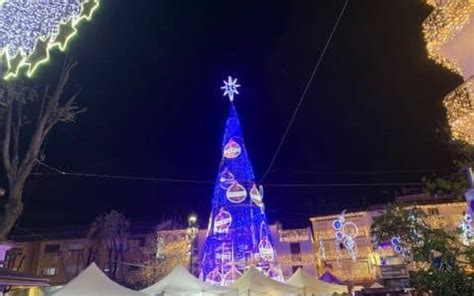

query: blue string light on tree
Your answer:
[200,77,283,285]
[333,211,358,262]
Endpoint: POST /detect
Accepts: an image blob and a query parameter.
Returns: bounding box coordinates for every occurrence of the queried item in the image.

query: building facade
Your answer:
[6,222,315,288]
[310,194,467,287]
[270,224,315,279]
[6,195,468,289]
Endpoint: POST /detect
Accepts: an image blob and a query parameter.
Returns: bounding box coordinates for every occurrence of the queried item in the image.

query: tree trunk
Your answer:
[0,181,25,240]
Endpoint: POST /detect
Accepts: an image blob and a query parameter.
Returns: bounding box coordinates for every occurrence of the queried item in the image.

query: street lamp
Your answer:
[187,213,198,275]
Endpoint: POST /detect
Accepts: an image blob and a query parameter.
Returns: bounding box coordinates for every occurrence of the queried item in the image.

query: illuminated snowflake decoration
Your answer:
[390,235,406,256]
[0,0,100,79]
[333,211,358,262]
[221,76,240,102]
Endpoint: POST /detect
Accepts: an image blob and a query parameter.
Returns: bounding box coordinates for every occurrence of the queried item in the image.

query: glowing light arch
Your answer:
[0,0,100,80]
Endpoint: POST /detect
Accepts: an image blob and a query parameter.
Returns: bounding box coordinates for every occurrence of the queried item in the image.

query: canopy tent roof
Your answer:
[286,268,348,296]
[369,282,384,289]
[141,266,237,296]
[48,263,145,296]
[230,267,300,296]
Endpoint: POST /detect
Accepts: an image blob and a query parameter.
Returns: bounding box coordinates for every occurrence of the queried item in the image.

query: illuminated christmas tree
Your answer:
[200,77,283,285]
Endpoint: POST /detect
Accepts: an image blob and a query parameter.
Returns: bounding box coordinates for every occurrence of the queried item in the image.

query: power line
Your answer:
[272,168,455,175]
[265,182,423,188]
[35,160,424,188]
[34,160,214,185]
[260,0,350,183]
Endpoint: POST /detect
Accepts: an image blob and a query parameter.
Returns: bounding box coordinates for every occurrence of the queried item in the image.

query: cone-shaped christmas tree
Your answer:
[200,77,283,286]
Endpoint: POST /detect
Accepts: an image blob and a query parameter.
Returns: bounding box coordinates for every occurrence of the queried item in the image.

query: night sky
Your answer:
[10,1,464,231]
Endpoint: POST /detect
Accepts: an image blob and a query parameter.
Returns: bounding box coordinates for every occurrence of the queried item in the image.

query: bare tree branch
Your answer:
[0,58,83,240]
[3,102,13,176]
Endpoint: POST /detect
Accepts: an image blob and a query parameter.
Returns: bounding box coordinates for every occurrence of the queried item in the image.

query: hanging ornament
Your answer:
[219,168,235,190]
[223,139,241,159]
[343,222,359,238]
[206,268,222,285]
[223,265,242,286]
[258,222,275,261]
[214,208,232,234]
[250,184,264,207]
[258,239,275,261]
[332,219,343,231]
[226,182,247,203]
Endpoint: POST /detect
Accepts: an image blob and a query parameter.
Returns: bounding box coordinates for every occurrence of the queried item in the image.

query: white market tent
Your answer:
[47,263,146,296]
[141,266,237,296]
[286,268,348,296]
[230,267,301,296]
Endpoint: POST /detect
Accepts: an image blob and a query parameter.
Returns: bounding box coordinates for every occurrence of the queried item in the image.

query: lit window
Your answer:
[42,267,57,276]
[68,244,84,251]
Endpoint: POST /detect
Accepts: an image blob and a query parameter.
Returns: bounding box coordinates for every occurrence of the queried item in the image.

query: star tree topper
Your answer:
[221,76,241,102]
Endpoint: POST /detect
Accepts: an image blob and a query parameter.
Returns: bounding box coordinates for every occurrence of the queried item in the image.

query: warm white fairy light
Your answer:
[422,0,474,76]
[0,0,99,79]
[444,77,474,144]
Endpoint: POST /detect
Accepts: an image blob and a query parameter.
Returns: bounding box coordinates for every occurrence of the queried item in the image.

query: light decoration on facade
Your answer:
[332,211,358,262]
[319,240,327,260]
[200,78,283,285]
[0,0,100,80]
[460,214,474,245]
[278,254,315,266]
[422,0,474,76]
[278,229,310,243]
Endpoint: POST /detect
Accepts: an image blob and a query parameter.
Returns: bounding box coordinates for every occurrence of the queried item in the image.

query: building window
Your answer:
[41,267,57,276]
[68,244,84,251]
[427,207,440,216]
[10,247,23,256]
[292,265,303,273]
[128,265,140,272]
[138,237,146,247]
[290,243,302,262]
[290,243,301,255]
[44,244,60,254]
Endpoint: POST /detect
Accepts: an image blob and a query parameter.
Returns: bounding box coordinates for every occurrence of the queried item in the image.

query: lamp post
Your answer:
[187,214,198,275]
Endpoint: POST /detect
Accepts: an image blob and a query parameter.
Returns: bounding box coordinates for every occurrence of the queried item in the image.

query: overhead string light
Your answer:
[0,0,100,79]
